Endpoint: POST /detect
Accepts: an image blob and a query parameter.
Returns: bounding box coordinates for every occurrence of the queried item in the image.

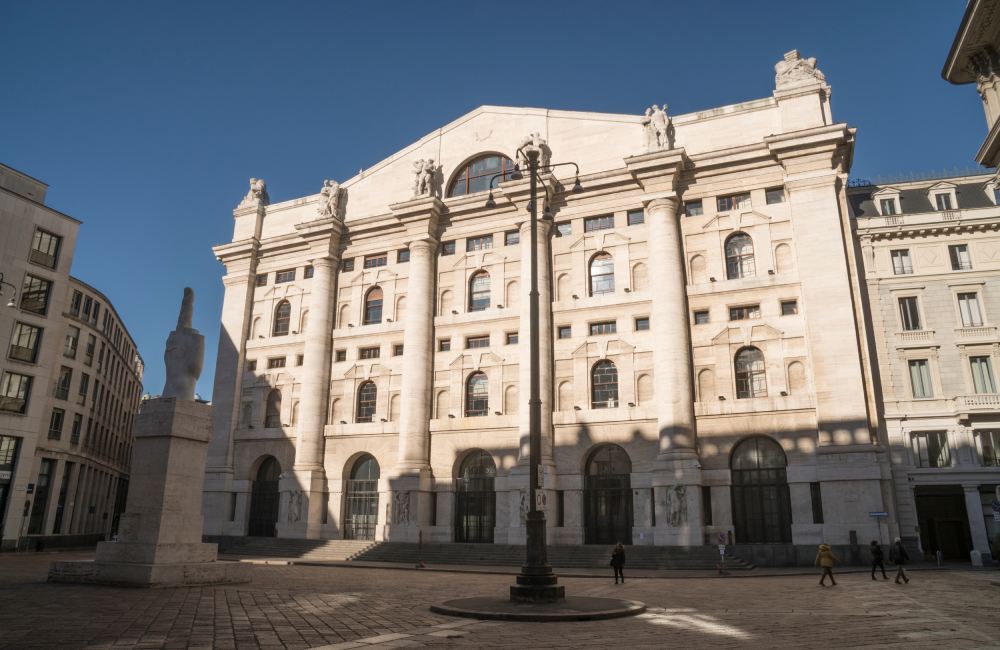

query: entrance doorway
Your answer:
[584,444,633,545]
[914,485,971,560]
[344,455,379,540]
[455,450,496,543]
[248,456,280,537]
[731,436,793,544]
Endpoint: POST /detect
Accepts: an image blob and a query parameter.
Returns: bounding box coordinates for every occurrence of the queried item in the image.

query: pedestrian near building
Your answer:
[815,543,838,586]
[871,540,888,580]
[610,542,626,584]
[890,537,910,584]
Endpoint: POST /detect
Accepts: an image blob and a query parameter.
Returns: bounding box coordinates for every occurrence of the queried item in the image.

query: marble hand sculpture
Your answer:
[162,287,205,401]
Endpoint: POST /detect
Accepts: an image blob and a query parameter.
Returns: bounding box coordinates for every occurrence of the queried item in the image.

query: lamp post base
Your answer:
[510,568,565,603]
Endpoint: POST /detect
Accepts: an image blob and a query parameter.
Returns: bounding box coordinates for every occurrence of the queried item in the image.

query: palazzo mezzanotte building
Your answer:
[203,50,893,565]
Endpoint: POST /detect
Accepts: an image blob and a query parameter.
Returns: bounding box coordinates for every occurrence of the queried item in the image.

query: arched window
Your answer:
[584,444,633,544]
[465,372,488,417]
[273,301,291,336]
[356,381,377,422]
[590,252,615,296]
[591,360,619,408]
[363,287,383,325]
[248,456,280,536]
[264,389,282,428]
[448,154,516,197]
[725,233,755,280]
[455,450,497,543]
[735,346,767,398]
[469,271,490,312]
[345,455,380,540]
[730,436,791,543]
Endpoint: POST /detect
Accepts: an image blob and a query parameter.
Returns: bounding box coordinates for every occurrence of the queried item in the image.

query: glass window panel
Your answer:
[970,356,996,394]
[890,249,913,275]
[356,383,377,422]
[735,347,766,398]
[898,297,921,331]
[909,359,933,398]
[725,234,755,280]
[590,253,615,296]
[958,292,983,327]
[591,361,619,408]
[465,373,488,416]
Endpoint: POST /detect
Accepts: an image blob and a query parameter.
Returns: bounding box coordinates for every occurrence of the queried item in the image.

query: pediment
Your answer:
[750,324,783,341]
[570,338,635,358]
[349,268,398,284]
[342,363,389,379]
[448,351,505,369]
[701,210,771,231]
[452,250,507,270]
[872,186,901,197]
[568,230,631,251]
[927,181,956,192]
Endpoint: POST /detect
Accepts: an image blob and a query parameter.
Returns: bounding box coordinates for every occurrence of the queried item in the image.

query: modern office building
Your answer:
[0,163,143,551]
[203,50,894,564]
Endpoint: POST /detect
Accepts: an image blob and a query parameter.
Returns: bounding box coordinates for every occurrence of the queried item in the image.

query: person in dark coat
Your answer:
[610,542,626,584]
[870,540,888,580]
[889,537,910,584]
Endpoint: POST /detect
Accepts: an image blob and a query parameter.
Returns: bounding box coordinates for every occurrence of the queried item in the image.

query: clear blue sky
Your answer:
[0,1,985,399]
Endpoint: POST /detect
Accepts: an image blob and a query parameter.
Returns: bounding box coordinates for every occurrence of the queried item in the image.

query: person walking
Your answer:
[890,537,910,584]
[870,540,888,580]
[815,543,838,586]
[610,542,626,584]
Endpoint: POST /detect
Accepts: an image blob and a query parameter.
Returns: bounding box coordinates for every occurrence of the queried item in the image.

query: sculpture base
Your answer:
[432,596,645,622]
[48,558,250,588]
[510,566,565,603]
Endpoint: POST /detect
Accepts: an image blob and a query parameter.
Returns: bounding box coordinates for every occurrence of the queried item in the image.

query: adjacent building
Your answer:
[0,163,143,551]
[204,51,894,564]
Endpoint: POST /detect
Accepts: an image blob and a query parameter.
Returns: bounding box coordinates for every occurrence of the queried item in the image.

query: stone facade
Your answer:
[851,175,1000,563]
[0,163,144,551]
[204,52,893,558]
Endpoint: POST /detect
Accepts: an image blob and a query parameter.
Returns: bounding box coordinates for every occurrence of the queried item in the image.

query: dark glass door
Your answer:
[248,457,280,537]
[344,479,378,540]
[585,473,633,545]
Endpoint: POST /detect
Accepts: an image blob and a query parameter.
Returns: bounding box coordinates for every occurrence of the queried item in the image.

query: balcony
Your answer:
[896,329,934,346]
[955,325,998,341]
[856,204,1000,232]
[8,345,37,363]
[959,393,1000,409]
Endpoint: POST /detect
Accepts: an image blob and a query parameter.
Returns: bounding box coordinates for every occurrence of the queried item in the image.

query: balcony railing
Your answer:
[896,330,934,344]
[960,393,1000,408]
[956,325,998,340]
[8,345,37,363]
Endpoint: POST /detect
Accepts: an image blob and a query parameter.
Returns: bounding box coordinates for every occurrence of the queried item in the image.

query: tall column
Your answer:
[518,218,554,466]
[963,484,993,563]
[397,237,438,472]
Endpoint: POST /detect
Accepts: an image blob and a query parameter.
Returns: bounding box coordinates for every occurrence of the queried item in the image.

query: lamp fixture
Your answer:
[572,176,583,193]
[386,318,393,323]
[339,420,347,425]
[380,418,388,422]
[780,390,788,397]
[0,272,17,309]
[451,310,459,315]
[497,304,504,309]
[571,293,579,299]
[709,277,717,282]
[348,323,354,328]
[485,192,497,208]
[768,269,775,275]
[627,401,635,407]
[510,164,523,181]
[718,395,726,401]
[494,410,502,416]
[624,287,631,293]
[448,413,456,419]
[573,405,582,411]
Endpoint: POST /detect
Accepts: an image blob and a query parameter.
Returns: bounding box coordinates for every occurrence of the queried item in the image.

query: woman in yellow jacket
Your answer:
[815,543,839,586]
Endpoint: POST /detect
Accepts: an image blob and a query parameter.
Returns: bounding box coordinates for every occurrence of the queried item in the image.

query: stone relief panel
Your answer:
[665,484,687,527]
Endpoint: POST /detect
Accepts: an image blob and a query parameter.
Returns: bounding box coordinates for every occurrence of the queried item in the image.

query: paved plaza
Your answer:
[0,552,998,649]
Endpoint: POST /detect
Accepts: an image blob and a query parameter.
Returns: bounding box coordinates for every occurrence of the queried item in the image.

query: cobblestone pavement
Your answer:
[1,552,998,649]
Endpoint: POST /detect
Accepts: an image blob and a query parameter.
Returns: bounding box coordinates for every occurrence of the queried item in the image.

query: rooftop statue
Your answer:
[412,159,441,198]
[774,50,826,90]
[642,104,673,152]
[317,179,343,219]
[518,132,551,168]
[238,177,269,208]
[162,287,205,401]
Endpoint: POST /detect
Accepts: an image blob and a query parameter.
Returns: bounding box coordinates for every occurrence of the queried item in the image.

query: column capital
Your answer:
[295,217,346,259]
[390,196,444,241]
[961,484,982,492]
[624,148,686,194]
[408,236,439,255]
[519,217,553,236]
[643,194,680,212]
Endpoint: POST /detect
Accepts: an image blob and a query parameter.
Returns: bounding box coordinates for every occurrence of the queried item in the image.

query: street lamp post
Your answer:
[488,148,580,603]
[0,273,18,308]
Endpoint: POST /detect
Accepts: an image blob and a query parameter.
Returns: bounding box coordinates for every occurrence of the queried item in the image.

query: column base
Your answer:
[276,468,327,539]
[384,469,435,542]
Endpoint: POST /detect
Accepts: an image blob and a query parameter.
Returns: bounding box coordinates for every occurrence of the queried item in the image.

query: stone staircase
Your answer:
[224,538,754,571]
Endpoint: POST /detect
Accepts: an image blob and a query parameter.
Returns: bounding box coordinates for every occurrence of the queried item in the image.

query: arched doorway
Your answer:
[730,436,792,543]
[454,450,496,543]
[248,456,280,537]
[584,444,633,544]
[344,455,380,540]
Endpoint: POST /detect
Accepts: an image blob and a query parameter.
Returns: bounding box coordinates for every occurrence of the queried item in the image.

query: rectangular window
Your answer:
[275,269,296,283]
[266,357,286,369]
[466,335,490,349]
[0,371,33,414]
[702,486,712,526]
[91,302,100,325]
[634,317,650,331]
[363,253,387,269]
[359,346,380,359]
[54,366,72,400]
[935,193,953,211]
[589,321,617,335]
[912,432,950,468]
[77,373,89,405]
[30,228,62,269]
[392,343,404,356]
[27,458,54,534]
[958,292,984,327]
[557,325,572,339]
[9,322,42,363]
[684,200,703,216]
[978,430,1000,466]
[397,249,410,263]
[506,332,519,345]
[505,230,520,246]
[69,290,82,316]
[584,214,614,232]
[295,354,304,366]
[780,300,799,316]
[810,482,824,524]
[19,274,52,315]
[717,193,751,212]
[898,297,921,331]
[70,413,82,444]
[438,339,451,352]
[84,334,96,365]
[48,408,65,440]
[555,222,572,237]
[729,305,761,321]
[255,273,267,287]
[890,249,913,275]
[304,265,314,279]
[693,310,710,325]
[765,187,786,205]
[82,296,92,320]
[64,326,79,359]
[341,258,355,272]
[908,359,933,398]
[556,490,565,527]
[880,198,897,216]
[466,235,493,252]
[440,241,456,256]
[627,209,645,226]
[970,356,997,394]
[335,350,346,362]
[246,360,256,371]
[949,244,972,270]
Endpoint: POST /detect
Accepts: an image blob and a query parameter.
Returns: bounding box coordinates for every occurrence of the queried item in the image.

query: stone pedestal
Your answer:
[49,398,250,587]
